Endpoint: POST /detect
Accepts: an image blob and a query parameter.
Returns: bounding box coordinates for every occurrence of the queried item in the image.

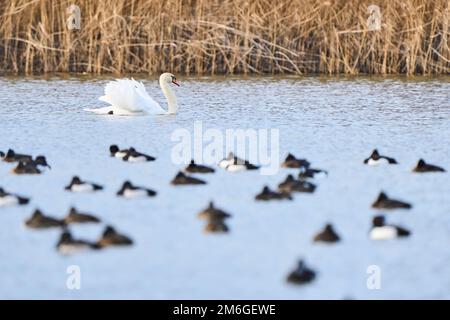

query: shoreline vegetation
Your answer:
[0,0,449,75]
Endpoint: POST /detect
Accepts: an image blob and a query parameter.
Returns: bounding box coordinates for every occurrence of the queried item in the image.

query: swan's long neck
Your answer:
[160,80,178,114]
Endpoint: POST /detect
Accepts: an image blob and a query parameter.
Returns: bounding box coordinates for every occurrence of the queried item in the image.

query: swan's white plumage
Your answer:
[86,74,179,116]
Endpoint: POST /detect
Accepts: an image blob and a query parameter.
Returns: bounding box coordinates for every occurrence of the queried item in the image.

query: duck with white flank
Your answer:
[109,145,131,158]
[96,226,133,247]
[371,192,412,210]
[204,217,230,234]
[197,202,231,220]
[117,181,157,198]
[25,209,65,229]
[64,207,101,224]
[255,186,292,201]
[219,152,259,172]
[0,151,4,158]
[363,149,397,165]
[0,187,29,207]
[278,175,316,193]
[184,160,215,173]
[56,230,100,254]
[218,152,239,168]
[412,159,446,173]
[369,215,410,240]
[281,153,310,169]
[286,260,316,285]
[313,224,340,243]
[298,167,328,179]
[122,148,155,162]
[11,162,41,175]
[65,176,103,192]
[171,171,206,185]
[2,149,32,163]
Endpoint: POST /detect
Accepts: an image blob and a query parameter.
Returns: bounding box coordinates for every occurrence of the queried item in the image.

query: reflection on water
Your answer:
[0,75,449,299]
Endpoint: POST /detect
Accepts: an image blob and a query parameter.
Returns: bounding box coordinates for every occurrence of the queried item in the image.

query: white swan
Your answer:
[85,73,180,115]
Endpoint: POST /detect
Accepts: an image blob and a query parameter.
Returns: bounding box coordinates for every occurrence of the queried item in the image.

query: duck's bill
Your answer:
[172,80,180,87]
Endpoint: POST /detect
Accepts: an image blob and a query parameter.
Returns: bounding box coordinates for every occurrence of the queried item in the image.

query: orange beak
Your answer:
[172,79,180,87]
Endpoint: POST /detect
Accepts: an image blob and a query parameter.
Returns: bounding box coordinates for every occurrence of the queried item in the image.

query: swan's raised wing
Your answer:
[99,79,163,114]
[133,80,167,114]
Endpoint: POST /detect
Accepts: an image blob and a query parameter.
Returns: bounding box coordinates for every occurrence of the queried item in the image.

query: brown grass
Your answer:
[0,0,449,75]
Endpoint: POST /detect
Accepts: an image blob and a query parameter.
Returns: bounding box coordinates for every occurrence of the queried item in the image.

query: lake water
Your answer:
[0,75,449,299]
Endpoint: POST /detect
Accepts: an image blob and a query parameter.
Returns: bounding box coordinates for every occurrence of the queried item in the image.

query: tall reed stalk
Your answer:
[0,0,449,75]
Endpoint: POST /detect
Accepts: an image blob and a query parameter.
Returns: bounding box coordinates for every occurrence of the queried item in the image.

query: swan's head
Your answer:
[160,73,180,87]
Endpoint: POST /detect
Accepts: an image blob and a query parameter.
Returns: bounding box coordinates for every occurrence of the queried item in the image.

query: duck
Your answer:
[219,152,259,171]
[298,167,328,179]
[286,260,316,285]
[313,224,340,243]
[0,151,4,158]
[122,148,155,162]
[255,186,292,201]
[170,171,206,185]
[25,209,65,229]
[11,162,41,175]
[56,230,100,254]
[64,207,101,224]
[369,215,410,240]
[65,176,103,192]
[0,187,30,207]
[2,149,32,163]
[197,202,231,220]
[109,145,130,158]
[116,181,157,198]
[412,159,446,173]
[278,175,316,193]
[224,157,259,172]
[204,218,230,233]
[281,153,310,169]
[184,160,215,173]
[371,192,412,210]
[96,226,133,247]
[29,156,51,169]
[218,152,239,169]
[363,149,397,165]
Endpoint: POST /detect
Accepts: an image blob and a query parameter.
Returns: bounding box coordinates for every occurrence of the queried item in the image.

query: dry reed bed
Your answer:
[0,0,449,75]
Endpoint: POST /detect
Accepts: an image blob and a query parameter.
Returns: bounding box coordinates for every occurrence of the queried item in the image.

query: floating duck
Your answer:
[313,224,340,243]
[65,176,103,192]
[371,192,412,210]
[25,209,65,229]
[363,149,397,165]
[64,207,101,224]
[369,215,410,240]
[197,202,231,220]
[56,230,100,254]
[117,181,157,198]
[298,167,328,179]
[122,148,155,162]
[286,260,316,285]
[11,162,41,175]
[2,149,32,163]
[281,153,310,169]
[184,160,215,173]
[412,159,446,173]
[255,186,292,201]
[0,187,30,207]
[96,226,133,247]
[278,175,316,193]
[109,145,130,158]
[171,171,206,185]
